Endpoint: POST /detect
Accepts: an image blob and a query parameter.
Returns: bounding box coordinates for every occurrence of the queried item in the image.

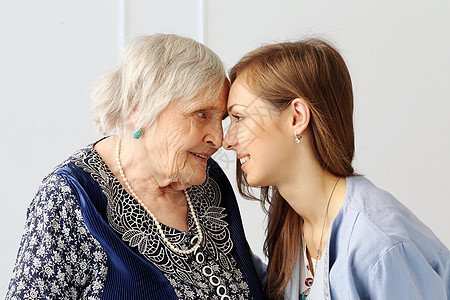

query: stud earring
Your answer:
[295,133,302,144]
[133,128,143,139]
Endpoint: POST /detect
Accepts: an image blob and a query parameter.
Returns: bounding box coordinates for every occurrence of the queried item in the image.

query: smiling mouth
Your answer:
[190,152,208,159]
[239,156,250,164]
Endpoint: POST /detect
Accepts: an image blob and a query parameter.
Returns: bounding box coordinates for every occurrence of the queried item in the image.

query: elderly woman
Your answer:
[7,34,264,299]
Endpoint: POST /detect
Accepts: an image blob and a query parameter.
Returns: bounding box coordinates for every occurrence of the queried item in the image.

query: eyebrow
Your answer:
[195,106,216,111]
[227,104,247,112]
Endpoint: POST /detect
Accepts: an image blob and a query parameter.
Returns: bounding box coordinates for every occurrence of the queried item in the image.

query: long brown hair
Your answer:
[229,38,355,298]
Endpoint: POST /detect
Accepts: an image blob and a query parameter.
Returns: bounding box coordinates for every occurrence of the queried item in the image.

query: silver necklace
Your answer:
[315,176,340,261]
[115,138,203,255]
[302,176,340,299]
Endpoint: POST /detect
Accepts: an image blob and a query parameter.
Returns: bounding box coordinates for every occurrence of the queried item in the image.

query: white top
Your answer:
[299,242,317,298]
[285,240,328,300]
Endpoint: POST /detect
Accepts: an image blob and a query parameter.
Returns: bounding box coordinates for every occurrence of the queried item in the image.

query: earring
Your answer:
[133,128,143,139]
[295,132,302,144]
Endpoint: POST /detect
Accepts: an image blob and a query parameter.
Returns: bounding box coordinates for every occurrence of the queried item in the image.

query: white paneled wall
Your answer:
[1,1,119,295]
[0,0,208,295]
[2,0,449,296]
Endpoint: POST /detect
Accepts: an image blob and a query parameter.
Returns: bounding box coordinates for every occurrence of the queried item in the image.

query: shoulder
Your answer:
[29,172,80,222]
[43,145,93,180]
[7,169,108,298]
[330,177,449,298]
[344,176,400,213]
[25,143,97,224]
[27,157,96,244]
[26,144,105,258]
[338,176,446,267]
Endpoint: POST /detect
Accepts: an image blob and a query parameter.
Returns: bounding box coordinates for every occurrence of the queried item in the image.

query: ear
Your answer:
[290,98,310,134]
[128,104,139,128]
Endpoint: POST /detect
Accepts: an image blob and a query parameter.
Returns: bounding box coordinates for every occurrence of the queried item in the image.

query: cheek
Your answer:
[165,136,201,172]
[241,120,275,152]
[164,124,191,150]
[164,143,184,165]
[159,132,189,172]
[234,124,262,152]
[252,130,286,167]
[184,123,209,148]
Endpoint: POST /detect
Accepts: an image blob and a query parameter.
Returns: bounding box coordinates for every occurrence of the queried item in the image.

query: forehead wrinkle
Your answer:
[194,105,220,111]
[183,97,225,110]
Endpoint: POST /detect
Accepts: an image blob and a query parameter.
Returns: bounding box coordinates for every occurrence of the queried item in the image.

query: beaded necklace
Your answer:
[115,138,203,255]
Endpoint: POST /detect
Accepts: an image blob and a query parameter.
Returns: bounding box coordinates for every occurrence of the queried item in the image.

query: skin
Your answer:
[95,81,228,231]
[223,77,347,262]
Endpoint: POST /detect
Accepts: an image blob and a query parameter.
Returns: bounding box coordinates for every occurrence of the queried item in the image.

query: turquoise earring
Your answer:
[133,128,143,139]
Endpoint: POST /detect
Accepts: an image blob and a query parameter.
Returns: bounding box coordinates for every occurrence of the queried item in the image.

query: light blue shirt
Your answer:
[284,176,450,299]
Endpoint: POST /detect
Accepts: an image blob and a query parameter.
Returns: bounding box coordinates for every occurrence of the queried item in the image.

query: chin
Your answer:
[186,170,207,187]
[191,176,206,186]
[246,174,272,187]
[245,175,260,187]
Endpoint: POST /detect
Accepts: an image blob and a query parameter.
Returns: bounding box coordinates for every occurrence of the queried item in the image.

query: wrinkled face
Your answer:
[223,78,290,187]
[150,83,228,187]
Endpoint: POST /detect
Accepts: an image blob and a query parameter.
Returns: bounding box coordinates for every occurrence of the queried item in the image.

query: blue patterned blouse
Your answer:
[6,144,264,299]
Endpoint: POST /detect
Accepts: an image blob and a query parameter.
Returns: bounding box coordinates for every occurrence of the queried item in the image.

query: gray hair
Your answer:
[91,34,226,135]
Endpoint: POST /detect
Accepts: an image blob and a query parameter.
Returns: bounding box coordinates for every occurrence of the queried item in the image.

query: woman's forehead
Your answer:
[177,94,226,112]
[227,79,256,109]
[172,81,228,112]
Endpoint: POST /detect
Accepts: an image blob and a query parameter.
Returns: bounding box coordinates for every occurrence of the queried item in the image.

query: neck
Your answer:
[96,136,188,205]
[95,136,191,231]
[118,136,189,197]
[279,170,343,226]
[275,139,346,230]
[278,164,345,260]
[271,131,348,261]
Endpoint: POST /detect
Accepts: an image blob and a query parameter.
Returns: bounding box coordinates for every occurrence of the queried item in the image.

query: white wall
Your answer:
[1,0,449,296]
[205,0,450,261]
[1,0,118,295]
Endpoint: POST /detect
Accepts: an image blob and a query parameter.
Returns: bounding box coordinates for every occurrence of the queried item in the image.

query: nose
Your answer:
[222,123,237,150]
[204,119,223,149]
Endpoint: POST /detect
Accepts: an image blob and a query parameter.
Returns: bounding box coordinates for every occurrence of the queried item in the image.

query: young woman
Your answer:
[223,39,449,299]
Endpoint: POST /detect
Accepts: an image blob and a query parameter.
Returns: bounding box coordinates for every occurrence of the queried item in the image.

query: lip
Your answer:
[189,151,209,163]
[237,154,251,171]
[237,153,250,160]
[241,158,250,171]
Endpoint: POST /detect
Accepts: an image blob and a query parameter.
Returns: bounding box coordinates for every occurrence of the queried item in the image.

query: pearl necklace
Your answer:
[115,138,203,255]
